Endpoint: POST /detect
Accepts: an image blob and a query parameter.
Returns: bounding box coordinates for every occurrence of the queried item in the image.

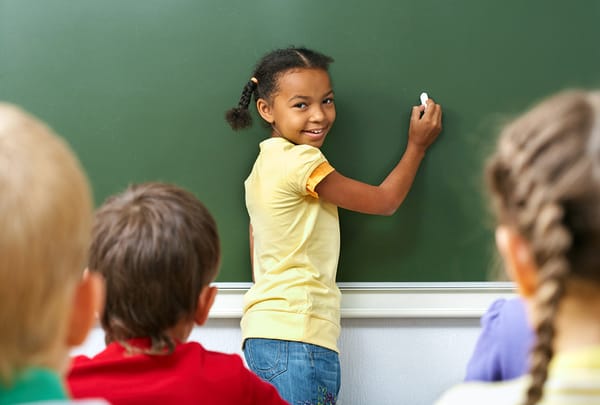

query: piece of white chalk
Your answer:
[420,92,429,107]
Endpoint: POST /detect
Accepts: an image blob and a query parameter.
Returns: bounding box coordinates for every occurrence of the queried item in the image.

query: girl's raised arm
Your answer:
[316,100,442,216]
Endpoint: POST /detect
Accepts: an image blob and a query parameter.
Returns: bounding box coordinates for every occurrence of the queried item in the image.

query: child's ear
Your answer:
[194,285,218,326]
[66,269,105,347]
[495,226,538,297]
[256,98,274,123]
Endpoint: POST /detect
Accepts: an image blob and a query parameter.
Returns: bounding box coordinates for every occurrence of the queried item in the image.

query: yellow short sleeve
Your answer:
[306,161,335,198]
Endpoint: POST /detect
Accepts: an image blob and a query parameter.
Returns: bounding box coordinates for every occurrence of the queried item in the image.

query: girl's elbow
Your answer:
[375,189,404,216]
[382,207,397,216]
[378,201,399,216]
[362,190,402,215]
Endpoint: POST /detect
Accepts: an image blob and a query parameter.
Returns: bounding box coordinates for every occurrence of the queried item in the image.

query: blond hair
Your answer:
[486,90,600,405]
[0,103,93,385]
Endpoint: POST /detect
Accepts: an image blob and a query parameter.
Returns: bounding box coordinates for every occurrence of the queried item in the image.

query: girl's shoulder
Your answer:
[261,137,326,159]
[435,377,528,405]
[254,138,329,189]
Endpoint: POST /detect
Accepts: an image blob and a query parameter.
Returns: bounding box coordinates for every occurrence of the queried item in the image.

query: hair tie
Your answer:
[250,77,258,85]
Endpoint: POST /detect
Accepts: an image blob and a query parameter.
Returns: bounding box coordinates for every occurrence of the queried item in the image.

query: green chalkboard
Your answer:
[1,0,599,282]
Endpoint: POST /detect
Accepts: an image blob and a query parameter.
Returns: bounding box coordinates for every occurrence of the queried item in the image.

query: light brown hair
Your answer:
[89,182,220,353]
[0,103,93,384]
[486,90,600,404]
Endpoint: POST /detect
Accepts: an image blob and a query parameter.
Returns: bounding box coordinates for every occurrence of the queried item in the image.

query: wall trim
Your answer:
[211,282,517,319]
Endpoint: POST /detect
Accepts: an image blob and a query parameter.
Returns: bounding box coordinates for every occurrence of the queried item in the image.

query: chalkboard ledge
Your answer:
[210,282,516,319]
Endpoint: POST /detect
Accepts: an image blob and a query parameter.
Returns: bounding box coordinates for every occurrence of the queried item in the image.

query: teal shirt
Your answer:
[0,368,67,404]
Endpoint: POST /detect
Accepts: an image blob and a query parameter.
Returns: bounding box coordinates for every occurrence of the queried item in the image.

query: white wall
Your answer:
[72,283,516,405]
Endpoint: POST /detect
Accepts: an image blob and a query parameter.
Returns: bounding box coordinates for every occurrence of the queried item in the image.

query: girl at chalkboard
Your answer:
[225,46,442,404]
[436,91,600,405]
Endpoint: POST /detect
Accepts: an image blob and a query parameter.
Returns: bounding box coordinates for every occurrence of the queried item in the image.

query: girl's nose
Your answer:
[310,106,325,122]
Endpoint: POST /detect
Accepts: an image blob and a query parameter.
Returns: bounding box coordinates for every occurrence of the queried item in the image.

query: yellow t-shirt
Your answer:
[242,137,341,352]
[435,346,600,405]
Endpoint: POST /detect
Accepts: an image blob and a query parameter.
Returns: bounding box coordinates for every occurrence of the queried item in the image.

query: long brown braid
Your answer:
[486,90,600,405]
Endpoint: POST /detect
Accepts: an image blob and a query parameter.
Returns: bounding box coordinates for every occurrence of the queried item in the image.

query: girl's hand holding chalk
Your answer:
[409,92,442,150]
[420,92,429,109]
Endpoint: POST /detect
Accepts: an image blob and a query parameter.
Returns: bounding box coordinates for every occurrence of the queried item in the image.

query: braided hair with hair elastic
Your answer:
[485,90,600,405]
[224,78,258,130]
[225,47,333,131]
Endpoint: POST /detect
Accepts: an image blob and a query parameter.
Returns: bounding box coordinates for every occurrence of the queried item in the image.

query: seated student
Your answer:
[436,89,600,405]
[67,182,288,405]
[465,297,534,381]
[0,103,105,404]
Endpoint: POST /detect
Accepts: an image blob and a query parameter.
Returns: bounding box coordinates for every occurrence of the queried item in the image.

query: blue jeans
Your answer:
[244,338,340,405]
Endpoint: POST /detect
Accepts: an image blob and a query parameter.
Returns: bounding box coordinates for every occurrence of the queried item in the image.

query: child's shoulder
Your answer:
[259,138,328,169]
[262,137,324,153]
[436,377,529,405]
[183,341,246,369]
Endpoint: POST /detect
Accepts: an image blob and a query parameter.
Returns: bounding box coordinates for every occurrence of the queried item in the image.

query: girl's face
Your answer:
[257,68,336,148]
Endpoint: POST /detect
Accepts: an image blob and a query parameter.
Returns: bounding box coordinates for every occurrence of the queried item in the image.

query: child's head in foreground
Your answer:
[0,103,98,385]
[89,182,220,353]
[486,90,600,405]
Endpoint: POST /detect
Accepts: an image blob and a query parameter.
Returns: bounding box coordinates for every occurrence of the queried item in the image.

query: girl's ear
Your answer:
[496,226,538,297]
[66,269,105,346]
[256,98,274,123]
[194,285,218,326]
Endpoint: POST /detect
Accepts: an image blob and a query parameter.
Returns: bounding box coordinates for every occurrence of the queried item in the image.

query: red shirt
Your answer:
[67,339,288,405]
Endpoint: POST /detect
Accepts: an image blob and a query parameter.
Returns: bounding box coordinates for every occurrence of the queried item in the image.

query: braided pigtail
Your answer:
[486,90,600,405]
[225,77,258,130]
[225,47,334,132]
[524,203,570,405]
[491,159,572,405]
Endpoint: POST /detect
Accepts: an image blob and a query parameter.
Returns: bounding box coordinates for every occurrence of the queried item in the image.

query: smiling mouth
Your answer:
[303,128,326,137]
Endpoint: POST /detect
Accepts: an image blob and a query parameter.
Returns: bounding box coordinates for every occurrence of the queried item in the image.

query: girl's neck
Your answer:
[271,124,285,139]
[551,280,600,353]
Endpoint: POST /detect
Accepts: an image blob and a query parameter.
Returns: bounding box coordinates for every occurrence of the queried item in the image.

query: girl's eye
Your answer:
[323,98,334,105]
[293,102,308,109]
